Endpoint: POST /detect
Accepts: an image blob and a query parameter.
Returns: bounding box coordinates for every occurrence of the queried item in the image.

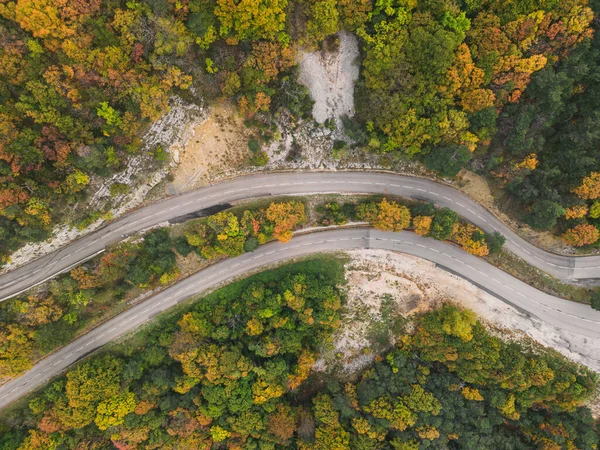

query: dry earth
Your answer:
[315,249,600,378]
[169,103,253,194]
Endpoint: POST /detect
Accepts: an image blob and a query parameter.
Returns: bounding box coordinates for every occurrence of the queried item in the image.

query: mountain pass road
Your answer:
[1,228,599,411]
[0,172,598,303]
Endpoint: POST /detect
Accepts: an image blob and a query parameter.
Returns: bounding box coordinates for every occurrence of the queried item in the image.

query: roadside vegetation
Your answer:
[1,259,597,449]
[0,199,307,384]
[7,191,600,388]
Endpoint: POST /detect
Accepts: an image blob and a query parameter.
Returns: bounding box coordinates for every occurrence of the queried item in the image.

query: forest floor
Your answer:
[316,249,600,380]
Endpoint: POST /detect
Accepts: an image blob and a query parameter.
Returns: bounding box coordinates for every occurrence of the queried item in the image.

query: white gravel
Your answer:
[297,31,360,124]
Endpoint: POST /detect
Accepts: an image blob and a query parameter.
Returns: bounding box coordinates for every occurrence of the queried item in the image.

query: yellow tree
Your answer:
[373,199,411,232]
[441,43,495,113]
[573,172,600,200]
[413,215,433,235]
[94,391,137,430]
[214,0,288,41]
[452,223,489,256]
[266,201,306,242]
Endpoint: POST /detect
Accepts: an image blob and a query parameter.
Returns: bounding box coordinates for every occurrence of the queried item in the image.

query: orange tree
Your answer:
[372,198,411,232]
[562,224,600,247]
[265,201,306,242]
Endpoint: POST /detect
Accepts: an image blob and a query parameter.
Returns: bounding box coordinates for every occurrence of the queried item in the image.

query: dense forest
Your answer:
[1,0,599,262]
[0,260,597,449]
[485,1,600,242]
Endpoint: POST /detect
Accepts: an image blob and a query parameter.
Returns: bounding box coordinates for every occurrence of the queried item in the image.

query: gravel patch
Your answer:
[297,31,360,124]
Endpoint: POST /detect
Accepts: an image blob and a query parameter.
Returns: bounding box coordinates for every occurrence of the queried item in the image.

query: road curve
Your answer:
[1,172,599,302]
[1,228,600,411]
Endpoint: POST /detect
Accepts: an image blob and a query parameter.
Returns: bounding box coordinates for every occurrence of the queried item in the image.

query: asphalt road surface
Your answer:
[1,172,598,302]
[1,228,600,411]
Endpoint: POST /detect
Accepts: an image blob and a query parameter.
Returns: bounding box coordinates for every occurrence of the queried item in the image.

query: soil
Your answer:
[169,103,253,194]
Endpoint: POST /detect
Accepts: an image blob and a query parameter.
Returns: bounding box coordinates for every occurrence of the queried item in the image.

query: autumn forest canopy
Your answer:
[3,0,600,448]
[1,259,599,449]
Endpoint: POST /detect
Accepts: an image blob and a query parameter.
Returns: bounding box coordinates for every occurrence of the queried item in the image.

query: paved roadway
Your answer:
[1,228,599,410]
[1,172,599,302]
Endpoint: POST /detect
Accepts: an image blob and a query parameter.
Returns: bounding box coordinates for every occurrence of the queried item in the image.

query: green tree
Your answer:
[424,145,472,178]
[526,200,565,230]
[430,208,458,240]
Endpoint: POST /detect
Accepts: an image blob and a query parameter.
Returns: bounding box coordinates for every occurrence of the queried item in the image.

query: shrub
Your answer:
[356,201,378,222]
[430,208,458,240]
[248,138,261,153]
[250,151,269,166]
[411,202,436,217]
[174,236,193,257]
[319,202,347,226]
[484,231,505,254]
[591,292,600,311]
[244,237,259,252]
[109,183,130,197]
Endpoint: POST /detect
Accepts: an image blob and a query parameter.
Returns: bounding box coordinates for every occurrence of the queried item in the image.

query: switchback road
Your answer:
[1,172,598,302]
[1,228,599,410]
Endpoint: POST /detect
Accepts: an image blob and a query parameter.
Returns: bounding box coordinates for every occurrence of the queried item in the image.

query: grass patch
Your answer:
[486,250,595,304]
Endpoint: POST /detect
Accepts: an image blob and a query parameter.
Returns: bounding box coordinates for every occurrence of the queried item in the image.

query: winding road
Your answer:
[1,228,600,410]
[1,172,599,303]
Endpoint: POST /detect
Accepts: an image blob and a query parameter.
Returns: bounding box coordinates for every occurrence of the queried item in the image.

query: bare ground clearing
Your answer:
[316,250,600,380]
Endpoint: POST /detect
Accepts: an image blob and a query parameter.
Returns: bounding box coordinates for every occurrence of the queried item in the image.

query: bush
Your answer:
[411,202,436,217]
[484,231,506,254]
[591,292,600,311]
[248,138,261,153]
[342,115,369,145]
[332,140,347,159]
[273,76,315,120]
[244,237,259,252]
[342,203,357,221]
[109,183,130,197]
[430,208,458,240]
[319,202,348,226]
[250,151,269,166]
[174,236,193,257]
